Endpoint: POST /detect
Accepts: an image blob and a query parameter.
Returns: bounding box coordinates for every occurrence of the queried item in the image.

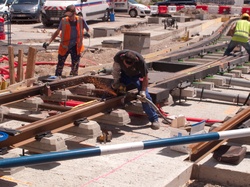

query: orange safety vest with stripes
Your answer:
[58,16,84,56]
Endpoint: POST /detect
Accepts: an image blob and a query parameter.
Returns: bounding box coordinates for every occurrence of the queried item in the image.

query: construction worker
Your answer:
[112,49,160,130]
[44,4,89,76]
[224,13,250,58]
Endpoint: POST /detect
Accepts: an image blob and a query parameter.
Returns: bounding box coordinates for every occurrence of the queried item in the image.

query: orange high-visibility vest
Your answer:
[58,16,84,56]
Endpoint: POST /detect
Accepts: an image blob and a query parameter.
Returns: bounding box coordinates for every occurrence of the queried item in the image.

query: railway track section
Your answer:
[0,17,250,164]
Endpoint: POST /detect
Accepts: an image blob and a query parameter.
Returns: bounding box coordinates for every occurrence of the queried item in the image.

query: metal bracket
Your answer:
[0,147,8,155]
[35,131,52,141]
[74,117,89,126]
[0,127,20,136]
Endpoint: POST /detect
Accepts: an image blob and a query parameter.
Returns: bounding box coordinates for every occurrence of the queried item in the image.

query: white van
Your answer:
[41,0,111,27]
[113,0,151,18]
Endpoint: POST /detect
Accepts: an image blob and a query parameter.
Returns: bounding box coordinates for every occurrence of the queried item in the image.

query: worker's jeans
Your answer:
[55,45,80,76]
[120,71,158,123]
[223,40,250,57]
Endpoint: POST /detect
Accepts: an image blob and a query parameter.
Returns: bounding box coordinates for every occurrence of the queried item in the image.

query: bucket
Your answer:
[110,13,115,22]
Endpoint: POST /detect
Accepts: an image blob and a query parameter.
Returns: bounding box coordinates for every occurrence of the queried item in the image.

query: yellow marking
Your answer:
[71,100,97,110]
[223,106,240,115]
[0,176,32,186]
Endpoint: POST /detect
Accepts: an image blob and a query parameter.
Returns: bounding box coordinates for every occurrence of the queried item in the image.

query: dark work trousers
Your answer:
[55,45,80,76]
[120,71,159,123]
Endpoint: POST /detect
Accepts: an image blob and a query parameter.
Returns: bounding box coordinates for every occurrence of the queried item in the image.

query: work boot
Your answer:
[151,121,160,130]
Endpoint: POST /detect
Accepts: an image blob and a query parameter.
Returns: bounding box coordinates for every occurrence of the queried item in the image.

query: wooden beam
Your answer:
[25,47,37,80]
[8,46,15,85]
[17,49,24,82]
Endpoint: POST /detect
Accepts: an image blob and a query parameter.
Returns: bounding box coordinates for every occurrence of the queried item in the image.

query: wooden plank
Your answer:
[25,47,37,79]
[17,49,24,82]
[8,46,15,85]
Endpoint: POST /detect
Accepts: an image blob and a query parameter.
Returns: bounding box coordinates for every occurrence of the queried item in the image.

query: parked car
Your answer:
[113,0,151,18]
[0,0,13,20]
[10,0,44,22]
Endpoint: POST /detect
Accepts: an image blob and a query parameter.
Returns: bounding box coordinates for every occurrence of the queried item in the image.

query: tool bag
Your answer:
[213,145,247,165]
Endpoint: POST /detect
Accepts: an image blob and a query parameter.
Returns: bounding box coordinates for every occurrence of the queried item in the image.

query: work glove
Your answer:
[111,82,120,90]
[84,32,90,38]
[42,42,49,50]
[139,91,146,98]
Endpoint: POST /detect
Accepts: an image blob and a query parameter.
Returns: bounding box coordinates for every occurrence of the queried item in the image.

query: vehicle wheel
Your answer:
[102,9,109,22]
[139,16,145,18]
[41,14,53,27]
[129,9,137,18]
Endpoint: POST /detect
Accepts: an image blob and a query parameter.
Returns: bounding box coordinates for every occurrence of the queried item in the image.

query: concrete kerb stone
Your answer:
[21,134,68,153]
[94,109,131,126]
[62,120,102,139]
[0,152,25,175]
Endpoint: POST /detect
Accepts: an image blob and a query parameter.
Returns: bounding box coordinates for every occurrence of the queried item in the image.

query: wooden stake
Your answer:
[25,47,37,79]
[8,46,15,85]
[17,49,24,82]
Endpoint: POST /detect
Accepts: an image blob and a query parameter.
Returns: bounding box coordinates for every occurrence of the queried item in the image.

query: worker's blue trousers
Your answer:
[120,71,158,122]
[224,40,250,57]
[55,45,80,76]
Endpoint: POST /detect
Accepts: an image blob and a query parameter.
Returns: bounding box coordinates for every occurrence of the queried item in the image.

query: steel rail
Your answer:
[0,96,124,149]
[186,106,250,163]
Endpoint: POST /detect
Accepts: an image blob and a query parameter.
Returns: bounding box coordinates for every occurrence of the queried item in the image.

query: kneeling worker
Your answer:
[112,49,160,130]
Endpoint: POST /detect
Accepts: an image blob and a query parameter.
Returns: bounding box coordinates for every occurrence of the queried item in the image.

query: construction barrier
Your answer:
[0,128,250,168]
[196,5,208,11]
[242,7,250,14]
[218,5,231,14]
[158,5,167,14]
[168,5,177,13]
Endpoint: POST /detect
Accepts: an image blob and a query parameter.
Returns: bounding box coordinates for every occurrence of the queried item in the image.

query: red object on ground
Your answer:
[0,17,5,40]
[59,100,85,107]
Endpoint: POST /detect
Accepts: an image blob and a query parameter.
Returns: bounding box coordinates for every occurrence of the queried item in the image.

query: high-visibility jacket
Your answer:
[232,20,250,43]
[58,16,84,56]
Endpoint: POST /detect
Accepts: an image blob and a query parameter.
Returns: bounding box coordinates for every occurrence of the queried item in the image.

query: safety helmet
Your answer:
[241,13,250,19]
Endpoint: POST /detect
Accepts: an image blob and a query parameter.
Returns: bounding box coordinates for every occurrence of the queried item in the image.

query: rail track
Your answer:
[0,16,250,165]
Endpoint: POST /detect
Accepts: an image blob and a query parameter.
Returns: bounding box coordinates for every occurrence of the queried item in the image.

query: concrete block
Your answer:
[102,40,122,49]
[0,152,24,175]
[123,32,150,55]
[22,134,68,153]
[169,115,187,128]
[234,66,249,74]
[204,77,226,86]
[209,123,223,132]
[74,83,95,96]
[222,73,236,78]
[93,27,116,38]
[230,70,242,78]
[224,114,236,122]
[42,90,73,102]
[193,81,214,90]
[94,109,131,126]
[124,101,145,115]
[171,87,196,98]
[147,17,161,24]
[63,120,102,138]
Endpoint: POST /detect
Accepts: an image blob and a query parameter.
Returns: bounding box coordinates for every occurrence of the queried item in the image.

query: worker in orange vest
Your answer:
[44,5,90,76]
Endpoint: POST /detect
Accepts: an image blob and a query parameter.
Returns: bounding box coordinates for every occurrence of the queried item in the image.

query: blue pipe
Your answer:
[0,128,250,168]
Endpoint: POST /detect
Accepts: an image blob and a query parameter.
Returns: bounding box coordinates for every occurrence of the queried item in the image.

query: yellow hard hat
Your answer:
[241,13,250,19]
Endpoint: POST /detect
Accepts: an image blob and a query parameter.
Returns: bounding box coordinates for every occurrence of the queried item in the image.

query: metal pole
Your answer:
[0,128,250,168]
[195,88,250,105]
